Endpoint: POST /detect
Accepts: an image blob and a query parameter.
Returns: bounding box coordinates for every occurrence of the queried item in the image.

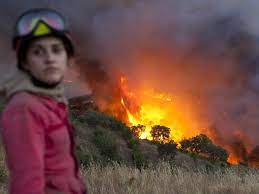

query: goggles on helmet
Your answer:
[13,8,75,63]
[14,8,67,37]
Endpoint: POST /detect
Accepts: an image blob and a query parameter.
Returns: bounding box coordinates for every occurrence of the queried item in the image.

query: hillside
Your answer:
[0,97,258,193]
[68,96,234,169]
[71,108,228,170]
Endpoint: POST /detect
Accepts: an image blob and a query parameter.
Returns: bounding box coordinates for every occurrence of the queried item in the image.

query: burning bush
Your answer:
[180,134,229,162]
[131,125,145,138]
[151,125,170,143]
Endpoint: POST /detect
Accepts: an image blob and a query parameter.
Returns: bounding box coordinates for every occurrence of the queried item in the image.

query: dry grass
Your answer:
[82,162,259,194]
[0,162,258,194]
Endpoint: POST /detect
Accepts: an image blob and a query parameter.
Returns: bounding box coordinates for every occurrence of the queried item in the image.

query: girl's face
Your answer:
[23,36,69,85]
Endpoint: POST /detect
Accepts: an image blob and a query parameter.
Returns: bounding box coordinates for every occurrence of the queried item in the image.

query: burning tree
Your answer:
[151,125,170,143]
[180,134,228,162]
[131,125,145,138]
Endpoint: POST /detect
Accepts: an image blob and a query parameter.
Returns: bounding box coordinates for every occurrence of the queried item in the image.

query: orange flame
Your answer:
[118,76,259,166]
[227,154,239,165]
[119,76,201,143]
[88,74,257,166]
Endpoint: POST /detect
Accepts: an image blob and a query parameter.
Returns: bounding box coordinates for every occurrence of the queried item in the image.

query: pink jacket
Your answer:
[1,91,87,194]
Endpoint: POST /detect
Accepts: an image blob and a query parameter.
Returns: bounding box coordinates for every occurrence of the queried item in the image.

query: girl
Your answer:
[1,8,87,194]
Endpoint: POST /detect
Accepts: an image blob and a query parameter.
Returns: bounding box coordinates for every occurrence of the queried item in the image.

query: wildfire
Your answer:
[118,76,258,166]
[87,73,257,166]
[227,154,239,165]
[119,76,200,143]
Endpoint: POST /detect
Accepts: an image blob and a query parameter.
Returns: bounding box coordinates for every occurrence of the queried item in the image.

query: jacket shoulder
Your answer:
[4,91,45,111]
[1,92,50,126]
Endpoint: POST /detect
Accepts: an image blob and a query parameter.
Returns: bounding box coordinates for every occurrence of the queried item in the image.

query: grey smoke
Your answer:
[1,0,259,152]
[88,0,259,150]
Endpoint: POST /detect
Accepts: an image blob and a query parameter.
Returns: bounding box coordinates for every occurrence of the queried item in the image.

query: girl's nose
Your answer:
[45,50,55,64]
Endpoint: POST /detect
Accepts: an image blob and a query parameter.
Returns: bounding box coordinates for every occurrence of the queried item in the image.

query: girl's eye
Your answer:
[52,45,65,54]
[32,48,44,56]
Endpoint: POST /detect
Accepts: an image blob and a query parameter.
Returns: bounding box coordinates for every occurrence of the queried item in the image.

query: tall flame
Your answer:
[119,76,201,143]
[118,76,255,165]
[91,75,253,165]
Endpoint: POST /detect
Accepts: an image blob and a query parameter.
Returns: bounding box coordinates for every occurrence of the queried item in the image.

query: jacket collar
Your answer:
[1,70,68,104]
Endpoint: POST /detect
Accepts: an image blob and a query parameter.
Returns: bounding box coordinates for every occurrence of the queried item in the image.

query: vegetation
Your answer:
[0,161,258,194]
[0,99,258,193]
[92,127,121,163]
[131,125,145,138]
[157,141,178,160]
[71,110,146,168]
[82,162,259,194]
[180,134,229,162]
[151,125,170,143]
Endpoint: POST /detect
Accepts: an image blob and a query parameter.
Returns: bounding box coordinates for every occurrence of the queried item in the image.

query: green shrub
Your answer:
[71,109,146,167]
[120,125,132,141]
[92,127,121,163]
[75,144,99,167]
[80,110,123,130]
[128,138,139,149]
[132,146,147,169]
[157,141,177,160]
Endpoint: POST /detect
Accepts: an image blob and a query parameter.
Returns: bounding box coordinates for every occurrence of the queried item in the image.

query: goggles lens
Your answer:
[16,9,66,36]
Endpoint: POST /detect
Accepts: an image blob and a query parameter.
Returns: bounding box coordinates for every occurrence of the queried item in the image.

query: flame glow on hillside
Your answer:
[117,76,248,164]
[119,76,202,143]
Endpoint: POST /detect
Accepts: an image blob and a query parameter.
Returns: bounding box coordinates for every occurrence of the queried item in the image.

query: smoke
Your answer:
[82,0,259,162]
[1,0,259,163]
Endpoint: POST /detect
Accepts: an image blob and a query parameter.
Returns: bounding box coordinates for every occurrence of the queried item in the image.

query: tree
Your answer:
[151,125,170,143]
[131,125,145,138]
[180,134,228,162]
